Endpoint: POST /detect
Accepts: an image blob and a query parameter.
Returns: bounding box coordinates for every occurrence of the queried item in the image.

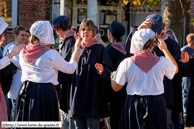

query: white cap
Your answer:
[0,17,8,35]
[130,29,155,54]
[30,21,55,44]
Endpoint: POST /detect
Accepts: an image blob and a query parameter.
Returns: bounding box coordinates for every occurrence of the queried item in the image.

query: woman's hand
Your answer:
[181,52,189,63]
[74,33,81,49]
[158,38,167,51]
[138,18,152,30]
[95,63,104,73]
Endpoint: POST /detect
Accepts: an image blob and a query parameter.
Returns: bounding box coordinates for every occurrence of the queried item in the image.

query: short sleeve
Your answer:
[112,59,127,86]
[162,57,176,79]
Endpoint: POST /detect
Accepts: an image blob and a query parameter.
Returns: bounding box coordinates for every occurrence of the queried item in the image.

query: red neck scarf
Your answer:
[81,39,99,54]
[62,30,75,42]
[111,42,126,55]
[130,51,160,73]
[22,43,50,65]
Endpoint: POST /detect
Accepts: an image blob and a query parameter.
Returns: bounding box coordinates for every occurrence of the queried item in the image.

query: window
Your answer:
[0,0,17,28]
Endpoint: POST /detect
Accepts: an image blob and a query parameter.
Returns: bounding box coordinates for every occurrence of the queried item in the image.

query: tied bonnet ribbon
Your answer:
[130,51,159,73]
[81,39,99,54]
[111,42,126,55]
[22,43,50,65]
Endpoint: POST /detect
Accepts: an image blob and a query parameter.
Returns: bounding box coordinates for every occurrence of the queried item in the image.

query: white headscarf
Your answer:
[0,17,8,35]
[130,29,155,54]
[166,29,178,43]
[30,21,55,44]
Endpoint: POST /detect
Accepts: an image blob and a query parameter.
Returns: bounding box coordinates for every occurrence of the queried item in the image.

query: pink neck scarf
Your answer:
[62,30,75,42]
[111,42,126,55]
[81,39,99,54]
[130,51,160,73]
[22,43,50,65]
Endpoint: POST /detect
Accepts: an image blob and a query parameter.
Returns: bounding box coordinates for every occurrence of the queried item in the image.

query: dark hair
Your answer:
[143,35,158,51]
[25,29,30,34]
[12,26,25,35]
[108,31,122,42]
[79,19,96,38]
[53,18,71,31]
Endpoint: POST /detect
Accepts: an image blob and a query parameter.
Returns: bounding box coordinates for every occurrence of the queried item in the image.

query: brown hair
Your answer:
[79,19,95,38]
[29,35,39,44]
[12,26,25,35]
[143,35,158,51]
[186,33,194,43]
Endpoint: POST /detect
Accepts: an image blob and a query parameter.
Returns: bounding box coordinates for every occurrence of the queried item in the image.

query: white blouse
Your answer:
[113,56,176,96]
[0,56,10,69]
[3,42,22,100]
[19,49,77,85]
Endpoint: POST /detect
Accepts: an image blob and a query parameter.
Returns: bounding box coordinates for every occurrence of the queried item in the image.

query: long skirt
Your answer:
[14,81,60,121]
[0,84,8,128]
[119,95,167,129]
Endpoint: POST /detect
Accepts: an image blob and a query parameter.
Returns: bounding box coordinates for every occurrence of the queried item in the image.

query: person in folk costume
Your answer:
[14,21,80,123]
[52,15,76,129]
[105,21,127,129]
[111,29,178,129]
[124,14,181,129]
[68,19,114,129]
[0,17,24,128]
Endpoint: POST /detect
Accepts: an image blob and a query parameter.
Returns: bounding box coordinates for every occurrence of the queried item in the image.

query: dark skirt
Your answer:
[14,81,60,121]
[119,95,167,129]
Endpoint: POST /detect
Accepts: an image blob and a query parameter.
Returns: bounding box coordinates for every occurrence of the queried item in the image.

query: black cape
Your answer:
[106,43,127,129]
[57,36,75,113]
[68,44,114,118]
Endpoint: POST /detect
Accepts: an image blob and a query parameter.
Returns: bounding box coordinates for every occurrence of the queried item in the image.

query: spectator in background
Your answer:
[181,33,194,117]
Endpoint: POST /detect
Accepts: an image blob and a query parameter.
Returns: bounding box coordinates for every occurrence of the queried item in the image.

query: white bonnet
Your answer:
[30,21,55,44]
[130,29,155,54]
[0,17,8,35]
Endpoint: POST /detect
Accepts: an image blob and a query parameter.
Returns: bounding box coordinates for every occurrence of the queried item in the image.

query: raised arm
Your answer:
[158,39,178,74]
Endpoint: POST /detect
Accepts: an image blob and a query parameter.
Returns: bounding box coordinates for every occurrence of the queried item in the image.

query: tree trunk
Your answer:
[163,0,187,47]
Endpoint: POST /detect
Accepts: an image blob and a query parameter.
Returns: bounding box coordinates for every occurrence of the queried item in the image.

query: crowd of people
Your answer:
[0,13,193,129]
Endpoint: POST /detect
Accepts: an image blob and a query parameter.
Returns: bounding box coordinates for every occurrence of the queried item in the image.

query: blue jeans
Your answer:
[182,76,191,116]
[72,116,100,129]
[11,99,16,121]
